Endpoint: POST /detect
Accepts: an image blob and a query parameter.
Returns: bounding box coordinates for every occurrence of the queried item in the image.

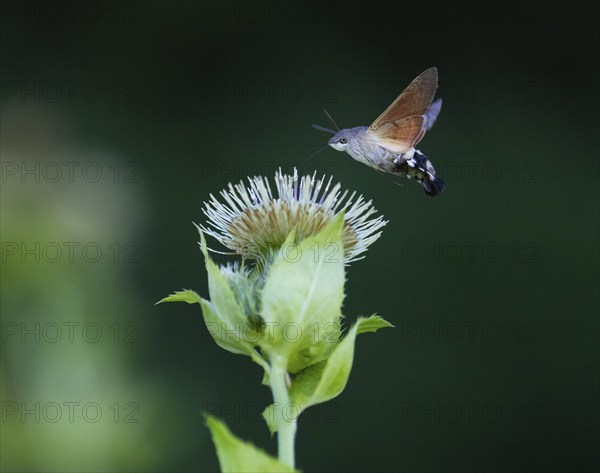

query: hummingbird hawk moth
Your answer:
[314,67,445,197]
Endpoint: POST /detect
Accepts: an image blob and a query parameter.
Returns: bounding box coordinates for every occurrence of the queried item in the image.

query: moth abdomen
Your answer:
[392,150,445,197]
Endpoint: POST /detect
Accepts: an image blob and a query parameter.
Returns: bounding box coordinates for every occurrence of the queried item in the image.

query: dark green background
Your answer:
[1,1,598,471]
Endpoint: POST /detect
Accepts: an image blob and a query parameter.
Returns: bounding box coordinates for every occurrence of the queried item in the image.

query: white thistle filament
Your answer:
[201,168,387,263]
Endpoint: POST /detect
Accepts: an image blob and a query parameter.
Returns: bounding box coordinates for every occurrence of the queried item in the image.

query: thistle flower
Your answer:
[159,167,394,471]
[201,168,387,264]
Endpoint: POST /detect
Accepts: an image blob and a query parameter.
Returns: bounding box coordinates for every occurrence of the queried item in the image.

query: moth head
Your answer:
[328,131,350,151]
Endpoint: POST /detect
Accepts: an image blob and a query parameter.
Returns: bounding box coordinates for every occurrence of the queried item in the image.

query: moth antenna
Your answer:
[302,145,330,165]
[322,108,341,132]
[311,124,336,135]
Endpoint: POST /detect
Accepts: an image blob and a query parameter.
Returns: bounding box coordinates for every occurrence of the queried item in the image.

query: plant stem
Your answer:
[269,355,297,468]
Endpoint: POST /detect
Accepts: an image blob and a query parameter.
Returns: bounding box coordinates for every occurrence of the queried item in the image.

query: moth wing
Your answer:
[368,67,439,132]
[370,115,425,153]
[423,98,442,132]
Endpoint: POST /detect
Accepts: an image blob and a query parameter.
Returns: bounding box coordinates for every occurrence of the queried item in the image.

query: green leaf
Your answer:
[259,213,345,371]
[261,404,278,436]
[206,256,247,327]
[155,289,201,305]
[160,227,258,358]
[195,222,209,259]
[293,321,358,406]
[199,299,250,356]
[196,227,259,357]
[205,415,298,473]
[263,315,392,433]
[195,225,244,327]
[356,314,394,334]
[302,315,392,407]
